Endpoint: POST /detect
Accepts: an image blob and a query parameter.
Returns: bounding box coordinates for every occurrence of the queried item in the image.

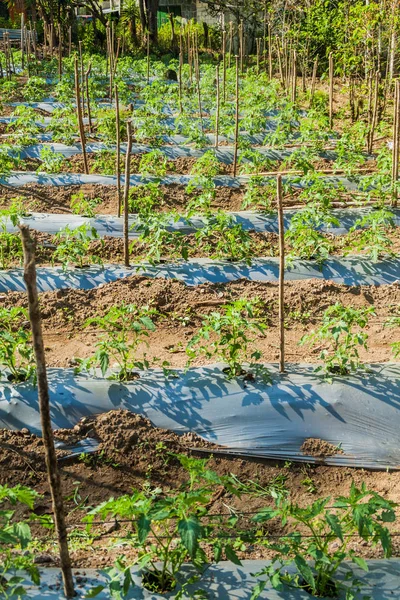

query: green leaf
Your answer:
[178,517,203,558]
[326,512,344,542]
[351,556,369,572]
[250,580,266,600]
[294,555,315,591]
[85,585,105,598]
[224,544,242,565]
[137,514,151,543]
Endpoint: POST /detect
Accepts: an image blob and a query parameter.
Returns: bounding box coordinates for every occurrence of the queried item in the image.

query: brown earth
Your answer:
[2,409,400,568]
[0,276,399,369]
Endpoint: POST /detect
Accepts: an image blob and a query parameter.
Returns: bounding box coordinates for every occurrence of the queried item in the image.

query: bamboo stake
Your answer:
[268,23,272,79]
[74,56,88,175]
[228,21,233,68]
[146,31,150,85]
[85,61,92,134]
[233,55,240,177]
[58,24,62,79]
[276,175,285,374]
[392,80,400,207]
[239,20,244,73]
[222,28,226,102]
[79,40,85,117]
[115,84,121,218]
[195,36,204,133]
[291,49,296,104]
[256,37,261,74]
[329,52,334,129]
[368,71,380,154]
[123,121,133,267]
[19,225,75,599]
[215,64,220,149]
[21,13,24,70]
[310,57,318,108]
[68,26,72,56]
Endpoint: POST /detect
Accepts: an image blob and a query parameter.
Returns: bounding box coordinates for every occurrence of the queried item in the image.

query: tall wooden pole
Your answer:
[392,80,400,207]
[74,56,89,175]
[115,84,121,218]
[233,55,240,177]
[222,28,226,102]
[215,64,220,149]
[277,175,285,374]
[19,225,75,599]
[329,52,334,129]
[123,121,133,267]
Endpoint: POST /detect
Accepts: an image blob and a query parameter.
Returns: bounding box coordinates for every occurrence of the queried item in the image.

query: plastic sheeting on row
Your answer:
[0,256,398,292]
[1,363,399,469]
[4,209,400,237]
[0,171,368,191]
[16,142,340,164]
[20,560,400,599]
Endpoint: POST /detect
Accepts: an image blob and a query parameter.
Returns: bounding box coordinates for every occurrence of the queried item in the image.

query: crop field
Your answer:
[0,4,400,599]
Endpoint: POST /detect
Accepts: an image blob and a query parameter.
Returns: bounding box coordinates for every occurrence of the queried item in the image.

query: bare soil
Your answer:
[0,276,399,369]
[301,438,344,458]
[2,409,400,568]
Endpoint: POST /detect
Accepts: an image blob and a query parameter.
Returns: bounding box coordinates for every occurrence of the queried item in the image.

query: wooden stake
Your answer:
[19,225,75,599]
[276,175,285,374]
[329,52,334,129]
[392,80,400,207]
[146,32,150,84]
[215,64,220,148]
[58,24,62,79]
[123,121,133,267]
[222,28,226,102]
[85,62,92,133]
[228,21,233,68]
[68,26,72,56]
[310,57,318,108]
[268,23,272,79]
[233,55,239,177]
[79,40,85,117]
[74,56,88,175]
[115,84,121,218]
[291,49,296,104]
[21,13,24,69]
[367,71,380,154]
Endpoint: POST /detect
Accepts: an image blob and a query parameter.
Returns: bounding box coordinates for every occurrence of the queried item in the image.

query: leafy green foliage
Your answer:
[251,483,396,599]
[346,208,396,262]
[186,298,269,380]
[286,203,340,264]
[0,307,36,383]
[85,455,242,595]
[0,484,41,598]
[37,146,66,174]
[300,303,375,377]
[52,223,103,270]
[70,191,102,218]
[75,303,157,381]
[195,211,254,263]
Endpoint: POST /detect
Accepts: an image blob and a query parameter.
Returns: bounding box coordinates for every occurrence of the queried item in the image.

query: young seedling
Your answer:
[86,455,242,596]
[70,191,102,218]
[186,298,269,380]
[52,223,103,270]
[0,484,41,599]
[75,303,157,381]
[251,483,395,600]
[345,208,396,262]
[0,307,36,383]
[300,303,375,377]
